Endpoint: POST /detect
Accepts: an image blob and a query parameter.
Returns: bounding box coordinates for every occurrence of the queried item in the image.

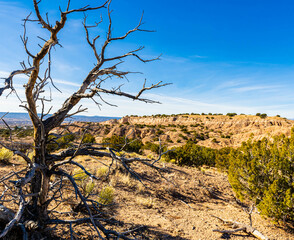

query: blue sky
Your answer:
[1,0,294,117]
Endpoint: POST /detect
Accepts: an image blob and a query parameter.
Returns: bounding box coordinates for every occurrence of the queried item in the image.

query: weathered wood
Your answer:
[212,215,269,240]
[0,0,168,238]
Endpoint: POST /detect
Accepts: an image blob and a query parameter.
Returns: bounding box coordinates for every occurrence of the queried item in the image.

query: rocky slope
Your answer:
[69,114,294,149]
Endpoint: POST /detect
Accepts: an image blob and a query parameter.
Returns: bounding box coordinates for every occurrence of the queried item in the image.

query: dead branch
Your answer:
[0,0,169,238]
[62,1,109,15]
[212,215,269,240]
[14,163,42,187]
[0,164,42,239]
[0,67,35,96]
[51,169,135,240]
[21,13,35,58]
[0,141,32,165]
[74,80,171,104]
[0,189,25,239]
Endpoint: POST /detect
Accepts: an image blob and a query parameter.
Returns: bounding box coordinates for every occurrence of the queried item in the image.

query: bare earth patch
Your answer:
[65,156,294,240]
[0,156,293,239]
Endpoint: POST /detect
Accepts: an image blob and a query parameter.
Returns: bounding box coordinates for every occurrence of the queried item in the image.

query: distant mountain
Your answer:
[0,112,119,126]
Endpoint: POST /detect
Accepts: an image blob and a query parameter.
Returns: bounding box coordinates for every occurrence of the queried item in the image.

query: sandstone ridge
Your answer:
[76,114,294,149]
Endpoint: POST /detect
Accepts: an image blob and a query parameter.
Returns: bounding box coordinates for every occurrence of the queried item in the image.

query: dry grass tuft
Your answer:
[0,147,13,163]
[110,171,137,188]
[96,166,109,178]
[98,186,115,205]
[135,196,154,208]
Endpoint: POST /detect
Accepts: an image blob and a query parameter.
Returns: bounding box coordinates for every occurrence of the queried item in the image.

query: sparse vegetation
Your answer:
[102,135,143,153]
[98,186,115,205]
[0,126,33,139]
[226,112,237,117]
[260,113,267,119]
[82,133,96,143]
[96,166,109,178]
[46,133,76,152]
[164,142,217,167]
[0,147,13,163]
[136,196,154,208]
[1,108,292,238]
[143,141,167,154]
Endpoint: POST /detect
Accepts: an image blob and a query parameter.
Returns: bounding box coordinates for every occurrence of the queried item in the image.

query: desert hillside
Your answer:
[1,114,294,239]
[66,114,294,149]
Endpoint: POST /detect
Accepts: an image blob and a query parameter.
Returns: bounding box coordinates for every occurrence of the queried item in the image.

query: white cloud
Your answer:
[190,54,207,59]
[53,62,81,73]
[53,78,81,87]
[231,85,281,93]
[160,56,189,63]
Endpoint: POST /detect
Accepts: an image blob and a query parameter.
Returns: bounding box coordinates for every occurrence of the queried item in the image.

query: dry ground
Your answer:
[0,155,293,240]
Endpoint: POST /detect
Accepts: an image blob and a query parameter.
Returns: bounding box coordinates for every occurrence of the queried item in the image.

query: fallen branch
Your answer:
[0,189,25,238]
[212,215,269,240]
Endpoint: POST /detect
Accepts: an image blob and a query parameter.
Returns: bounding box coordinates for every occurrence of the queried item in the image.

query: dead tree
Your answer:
[0,0,169,239]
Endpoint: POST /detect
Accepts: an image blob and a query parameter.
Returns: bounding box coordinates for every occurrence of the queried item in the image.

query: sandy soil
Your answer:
[66,157,294,240]
[0,156,293,240]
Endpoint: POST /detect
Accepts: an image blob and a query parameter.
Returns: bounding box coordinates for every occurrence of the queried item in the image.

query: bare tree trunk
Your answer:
[0,0,169,238]
[30,127,49,223]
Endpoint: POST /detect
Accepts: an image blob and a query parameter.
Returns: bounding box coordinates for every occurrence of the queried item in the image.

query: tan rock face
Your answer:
[69,115,294,149]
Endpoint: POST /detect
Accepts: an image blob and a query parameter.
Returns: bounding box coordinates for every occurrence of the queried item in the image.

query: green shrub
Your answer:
[194,133,206,140]
[178,133,188,140]
[156,129,164,135]
[104,128,110,134]
[143,142,167,153]
[0,148,13,163]
[226,113,237,117]
[259,113,267,119]
[46,133,76,152]
[82,133,96,143]
[215,147,235,170]
[16,127,34,138]
[0,129,10,138]
[164,142,217,167]
[102,135,143,154]
[228,134,294,223]
[128,139,144,153]
[0,127,34,139]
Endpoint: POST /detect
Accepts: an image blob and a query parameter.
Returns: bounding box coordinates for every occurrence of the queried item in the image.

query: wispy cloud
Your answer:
[160,56,189,63]
[190,54,207,59]
[54,78,81,87]
[53,61,81,73]
[216,79,248,89]
[231,85,281,93]
[0,1,25,17]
